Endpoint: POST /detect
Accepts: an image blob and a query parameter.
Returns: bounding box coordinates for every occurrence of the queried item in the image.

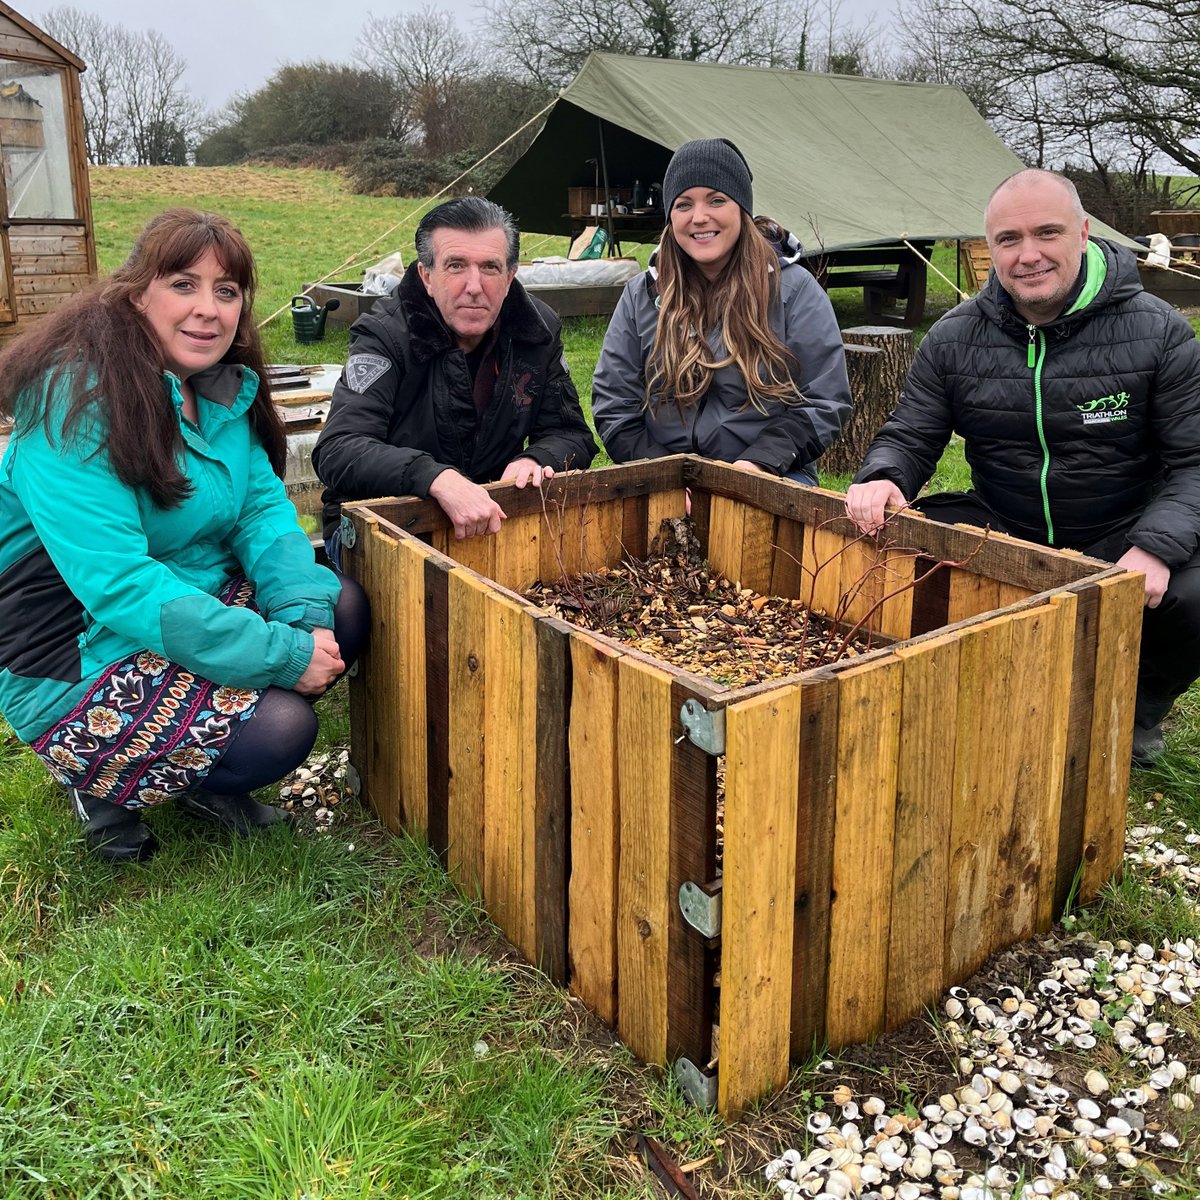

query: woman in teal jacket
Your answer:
[0,208,367,862]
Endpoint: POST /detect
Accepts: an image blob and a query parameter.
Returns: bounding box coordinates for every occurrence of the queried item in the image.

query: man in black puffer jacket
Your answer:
[313,197,596,552]
[846,169,1200,766]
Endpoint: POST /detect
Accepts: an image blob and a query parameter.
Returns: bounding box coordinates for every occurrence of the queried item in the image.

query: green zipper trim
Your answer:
[1029,325,1054,543]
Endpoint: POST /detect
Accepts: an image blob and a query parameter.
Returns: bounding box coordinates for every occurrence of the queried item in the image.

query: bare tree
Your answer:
[356,7,478,145]
[116,29,202,166]
[891,0,1200,178]
[40,5,124,163]
[481,0,875,88]
[38,9,203,165]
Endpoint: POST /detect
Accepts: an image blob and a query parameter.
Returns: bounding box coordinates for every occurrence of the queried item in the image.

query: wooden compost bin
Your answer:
[342,456,1142,1117]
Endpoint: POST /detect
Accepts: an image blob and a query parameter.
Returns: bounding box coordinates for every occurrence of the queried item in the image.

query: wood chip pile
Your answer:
[524,518,873,686]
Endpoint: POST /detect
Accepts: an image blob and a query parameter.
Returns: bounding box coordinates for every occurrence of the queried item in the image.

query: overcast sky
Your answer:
[30,0,486,112]
[33,0,886,115]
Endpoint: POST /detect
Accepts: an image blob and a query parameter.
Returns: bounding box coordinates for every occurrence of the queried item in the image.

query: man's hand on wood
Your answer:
[429,468,506,540]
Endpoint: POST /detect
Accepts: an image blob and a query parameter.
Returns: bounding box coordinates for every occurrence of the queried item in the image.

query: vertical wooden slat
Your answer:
[363,528,403,832]
[539,498,584,582]
[492,510,541,592]
[806,525,849,620]
[996,598,1076,944]
[447,570,489,893]
[534,617,570,982]
[909,557,951,637]
[346,518,373,822]
[945,618,1013,981]
[394,533,430,834]
[1079,572,1143,901]
[689,487,712,552]
[453,530,496,580]
[836,534,882,630]
[947,570,1002,624]
[826,655,903,1048]
[430,528,450,557]
[568,632,622,1023]
[791,675,838,1058]
[424,555,452,861]
[740,507,777,594]
[770,517,806,599]
[1039,592,1077,931]
[876,547,917,640]
[482,591,529,950]
[646,488,688,548]
[719,685,803,1116]
[706,496,747,585]
[616,656,674,1065]
[580,498,624,574]
[621,493,649,561]
[887,632,960,1029]
[998,581,1033,609]
[1054,584,1099,914]
[667,682,719,1067]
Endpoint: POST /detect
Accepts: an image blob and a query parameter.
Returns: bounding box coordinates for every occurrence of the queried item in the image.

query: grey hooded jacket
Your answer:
[591,232,851,475]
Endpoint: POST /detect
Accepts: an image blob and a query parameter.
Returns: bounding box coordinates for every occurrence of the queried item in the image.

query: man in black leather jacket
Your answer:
[846,169,1200,766]
[313,196,596,548]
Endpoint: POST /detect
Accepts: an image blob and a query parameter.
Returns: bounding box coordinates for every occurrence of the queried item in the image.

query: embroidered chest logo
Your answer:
[513,370,534,408]
[1076,391,1130,426]
[344,354,392,393]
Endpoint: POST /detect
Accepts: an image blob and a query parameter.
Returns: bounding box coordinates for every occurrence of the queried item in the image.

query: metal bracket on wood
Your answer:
[339,514,357,549]
[675,1057,718,1108]
[678,878,722,941]
[347,661,359,677]
[678,698,725,755]
[346,762,362,797]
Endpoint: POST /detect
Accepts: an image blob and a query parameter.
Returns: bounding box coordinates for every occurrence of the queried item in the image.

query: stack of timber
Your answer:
[342,456,1141,1117]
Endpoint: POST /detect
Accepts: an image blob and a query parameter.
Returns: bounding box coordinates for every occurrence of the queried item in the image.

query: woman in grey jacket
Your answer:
[592,139,851,482]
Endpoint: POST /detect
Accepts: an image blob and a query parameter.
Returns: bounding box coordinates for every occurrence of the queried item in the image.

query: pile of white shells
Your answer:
[1126,823,1200,899]
[277,748,352,830]
[765,936,1200,1199]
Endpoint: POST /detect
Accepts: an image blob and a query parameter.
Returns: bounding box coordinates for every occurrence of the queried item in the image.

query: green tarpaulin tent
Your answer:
[489,54,1131,252]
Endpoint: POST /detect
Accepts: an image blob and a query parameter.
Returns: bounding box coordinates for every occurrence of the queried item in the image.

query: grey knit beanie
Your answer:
[662,138,754,214]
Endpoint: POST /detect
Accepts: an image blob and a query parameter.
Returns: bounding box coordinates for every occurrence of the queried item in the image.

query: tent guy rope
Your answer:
[257,93,562,330]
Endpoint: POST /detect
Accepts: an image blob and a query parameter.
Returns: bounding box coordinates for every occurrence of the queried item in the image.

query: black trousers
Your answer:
[914,491,1200,731]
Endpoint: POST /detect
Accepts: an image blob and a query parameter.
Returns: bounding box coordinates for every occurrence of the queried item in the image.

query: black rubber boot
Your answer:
[176,789,290,835]
[1131,723,1166,770]
[70,788,157,863]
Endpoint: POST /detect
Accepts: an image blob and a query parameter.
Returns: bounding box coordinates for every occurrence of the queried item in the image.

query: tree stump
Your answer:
[819,325,916,477]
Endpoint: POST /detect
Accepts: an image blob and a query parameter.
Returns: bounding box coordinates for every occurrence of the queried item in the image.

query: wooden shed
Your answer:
[0,3,95,340]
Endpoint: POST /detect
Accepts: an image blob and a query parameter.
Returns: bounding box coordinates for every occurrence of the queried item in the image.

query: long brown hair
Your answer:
[645,209,802,416]
[0,207,284,508]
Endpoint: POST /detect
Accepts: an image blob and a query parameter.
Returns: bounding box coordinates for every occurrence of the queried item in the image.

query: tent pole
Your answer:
[597,119,619,256]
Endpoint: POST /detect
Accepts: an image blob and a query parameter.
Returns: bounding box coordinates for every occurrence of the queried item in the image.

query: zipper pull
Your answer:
[1027,325,1036,369]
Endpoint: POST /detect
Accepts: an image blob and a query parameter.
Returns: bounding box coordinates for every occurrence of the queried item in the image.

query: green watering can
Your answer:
[291,294,340,343]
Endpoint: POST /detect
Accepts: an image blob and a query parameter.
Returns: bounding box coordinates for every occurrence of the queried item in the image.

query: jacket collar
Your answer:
[396,261,552,365]
[165,363,258,412]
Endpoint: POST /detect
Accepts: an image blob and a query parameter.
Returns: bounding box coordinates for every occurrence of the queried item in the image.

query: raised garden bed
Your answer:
[341,457,1142,1116]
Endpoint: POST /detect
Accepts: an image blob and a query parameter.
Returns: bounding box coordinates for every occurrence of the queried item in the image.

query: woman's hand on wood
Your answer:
[294,627,344,696]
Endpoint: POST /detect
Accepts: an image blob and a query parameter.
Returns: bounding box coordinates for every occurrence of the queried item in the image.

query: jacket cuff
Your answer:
[409,455,454,498]
[277,628,315,690]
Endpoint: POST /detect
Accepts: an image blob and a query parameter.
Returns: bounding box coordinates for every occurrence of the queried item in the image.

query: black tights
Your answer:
[202,575,370,794]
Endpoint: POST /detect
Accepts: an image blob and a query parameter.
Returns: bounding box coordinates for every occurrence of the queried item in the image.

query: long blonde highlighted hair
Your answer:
[645,210,803,416]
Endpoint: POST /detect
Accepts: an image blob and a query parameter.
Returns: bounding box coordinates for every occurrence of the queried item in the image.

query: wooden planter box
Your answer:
[342,457,1141,1117]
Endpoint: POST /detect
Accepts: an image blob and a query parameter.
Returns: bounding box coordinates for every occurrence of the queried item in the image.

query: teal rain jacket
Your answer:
[0,363,340,741]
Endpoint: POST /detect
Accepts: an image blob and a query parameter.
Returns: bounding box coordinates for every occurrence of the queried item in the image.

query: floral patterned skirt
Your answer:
[31,577,262,809]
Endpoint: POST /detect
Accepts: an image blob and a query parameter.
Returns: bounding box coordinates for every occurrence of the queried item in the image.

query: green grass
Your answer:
[0,692,670,1199]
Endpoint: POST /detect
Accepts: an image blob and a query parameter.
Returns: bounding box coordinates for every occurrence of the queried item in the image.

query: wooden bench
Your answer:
[802,241,932,327]
[959,238,991,293]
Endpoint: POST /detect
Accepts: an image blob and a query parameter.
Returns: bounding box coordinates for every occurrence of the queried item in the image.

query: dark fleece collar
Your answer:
[397,261,552,365]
